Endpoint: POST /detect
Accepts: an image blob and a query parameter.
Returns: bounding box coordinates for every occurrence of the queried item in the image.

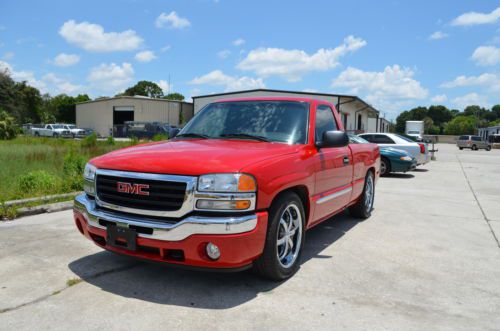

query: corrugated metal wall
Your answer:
[76,97,194,137]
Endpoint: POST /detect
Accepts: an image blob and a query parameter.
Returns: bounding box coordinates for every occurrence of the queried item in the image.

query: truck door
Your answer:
[312,104,353,223]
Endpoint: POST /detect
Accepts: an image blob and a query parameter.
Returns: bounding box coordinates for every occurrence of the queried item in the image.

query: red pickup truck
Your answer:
[74,97,380,280]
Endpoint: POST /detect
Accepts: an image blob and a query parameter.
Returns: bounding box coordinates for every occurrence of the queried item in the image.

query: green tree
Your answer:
[427,105,452,129]
[0,109,18,140]
[444,116,477,135]
[123,81,164,98]
[163,92,185,101]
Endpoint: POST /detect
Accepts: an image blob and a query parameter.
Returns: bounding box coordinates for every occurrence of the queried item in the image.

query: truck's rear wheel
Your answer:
[254,191,305,281]
[349,171,375,219]
[472,145,478,150]
[486,146,491,151]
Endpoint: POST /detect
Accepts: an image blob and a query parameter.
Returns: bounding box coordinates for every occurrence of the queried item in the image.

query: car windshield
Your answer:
[52,125,64,129]
[396,134,416,143]
[179,101,309,144]
[67,125,76,129]
[348,134,369,144]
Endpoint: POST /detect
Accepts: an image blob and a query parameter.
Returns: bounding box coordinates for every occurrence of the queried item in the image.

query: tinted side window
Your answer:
[315,105,338,144]
[359,134,375,143]
[372,135,395,144]
[459,135,469,140]
[472,136,481,141]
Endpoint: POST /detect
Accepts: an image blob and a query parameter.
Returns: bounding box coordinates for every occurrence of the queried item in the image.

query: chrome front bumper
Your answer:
[74,193,258,241]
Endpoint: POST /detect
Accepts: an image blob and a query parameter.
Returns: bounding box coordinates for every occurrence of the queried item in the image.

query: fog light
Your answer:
[206,242,220,260]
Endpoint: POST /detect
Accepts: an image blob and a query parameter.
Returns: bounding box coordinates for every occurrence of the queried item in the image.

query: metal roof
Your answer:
[76,95,193,105]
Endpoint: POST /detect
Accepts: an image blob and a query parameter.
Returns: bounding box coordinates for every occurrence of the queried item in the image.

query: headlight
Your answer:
[198,173,256,192]
[83,163,97,196]
[83,163,97,181]
[400,156,413,161]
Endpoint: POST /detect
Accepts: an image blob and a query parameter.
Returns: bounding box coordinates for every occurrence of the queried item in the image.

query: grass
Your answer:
[66,278,83,287]
[0,136,133,202]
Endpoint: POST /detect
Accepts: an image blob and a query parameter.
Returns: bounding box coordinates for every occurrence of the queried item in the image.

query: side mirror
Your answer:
[316,130,349,148]
[170,128,180,138]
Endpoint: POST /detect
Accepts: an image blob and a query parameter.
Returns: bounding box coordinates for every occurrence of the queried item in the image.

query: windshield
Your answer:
[66,125,76,129]
[348,134,369,144]
[180,101,309,144]
[407,131,420,134]
[52,125,64,129]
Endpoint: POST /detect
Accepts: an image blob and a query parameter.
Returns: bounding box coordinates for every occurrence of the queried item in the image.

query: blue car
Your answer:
[349,134,417,176]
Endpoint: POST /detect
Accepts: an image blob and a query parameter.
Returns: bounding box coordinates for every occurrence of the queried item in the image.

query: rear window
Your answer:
[360,134,395,144]
[459,135,469,140]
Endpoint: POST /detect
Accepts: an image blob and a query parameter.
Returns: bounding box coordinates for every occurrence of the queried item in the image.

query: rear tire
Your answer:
[253,191,305,281]
[459,147,463,150]
[53,133,59,138]
[380,157,391,176]
[472,145,478,151]
[486,146,491,151]
[349,171,375,219]
[34,132,40,137]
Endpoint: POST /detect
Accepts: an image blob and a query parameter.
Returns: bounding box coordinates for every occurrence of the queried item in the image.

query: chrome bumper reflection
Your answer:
[74,193,258,241]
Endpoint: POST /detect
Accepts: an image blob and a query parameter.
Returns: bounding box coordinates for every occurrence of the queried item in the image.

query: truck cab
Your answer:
[73,97,380,280]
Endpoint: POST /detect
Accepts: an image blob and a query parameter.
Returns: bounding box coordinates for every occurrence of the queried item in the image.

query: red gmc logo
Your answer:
[117,182,150,196]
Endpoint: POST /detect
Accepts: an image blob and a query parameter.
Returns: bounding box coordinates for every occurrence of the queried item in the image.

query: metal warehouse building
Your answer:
[192,89,389,133]
[76,96,194,137]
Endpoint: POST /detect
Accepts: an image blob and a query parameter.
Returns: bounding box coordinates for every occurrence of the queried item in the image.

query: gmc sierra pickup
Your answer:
[74,97,380,280]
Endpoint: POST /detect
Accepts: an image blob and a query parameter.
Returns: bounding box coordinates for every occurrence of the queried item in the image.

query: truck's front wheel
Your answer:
[254,191,305,281]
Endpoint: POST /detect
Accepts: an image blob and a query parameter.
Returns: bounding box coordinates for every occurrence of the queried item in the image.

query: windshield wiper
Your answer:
[219,133,271,142]
[175,133,210,139]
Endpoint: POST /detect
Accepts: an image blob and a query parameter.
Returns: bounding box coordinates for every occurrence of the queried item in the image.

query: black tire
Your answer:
[459,147,463,150]
[471,145,478,151]
[486,146,491,151]
[53,133,59,138]
[380,157,391,176]
[349,171,375,219]
[34,132,40,137]
[253,191,305,281]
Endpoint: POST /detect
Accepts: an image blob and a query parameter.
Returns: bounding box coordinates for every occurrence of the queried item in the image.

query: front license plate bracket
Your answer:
[106,224,137,251]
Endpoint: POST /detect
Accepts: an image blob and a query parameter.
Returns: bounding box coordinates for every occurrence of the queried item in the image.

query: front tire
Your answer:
[380,157,391,176]
[486,146,491,151]
[253,191,305,281]
[472,145,478,151]
[349,171,375,219]
[459,147,463,150]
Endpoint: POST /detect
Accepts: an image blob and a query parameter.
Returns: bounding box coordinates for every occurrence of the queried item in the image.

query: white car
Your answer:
[358,133,429,165]
[30,124,72,138]
[63,124,86,138]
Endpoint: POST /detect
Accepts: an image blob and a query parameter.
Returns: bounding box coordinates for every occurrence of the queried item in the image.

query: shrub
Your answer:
[17,170,60,195]
[0,110,18,140]
[81,133,97,148]
[62,152,86,191]
[106,136,115,145]
[152,134,168,141]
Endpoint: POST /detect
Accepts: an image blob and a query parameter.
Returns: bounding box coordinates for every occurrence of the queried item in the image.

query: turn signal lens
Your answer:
[238,174,256,192]
[196,199,251,210]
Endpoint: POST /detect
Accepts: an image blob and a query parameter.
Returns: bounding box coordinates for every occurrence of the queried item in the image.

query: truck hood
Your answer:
[91,139,301,175]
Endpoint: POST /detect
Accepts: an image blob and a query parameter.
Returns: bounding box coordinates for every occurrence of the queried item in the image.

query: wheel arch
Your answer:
[269,185,311,226]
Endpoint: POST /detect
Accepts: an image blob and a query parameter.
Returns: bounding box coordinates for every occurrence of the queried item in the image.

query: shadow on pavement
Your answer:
[383,173,415,179]
[412,168,428,172]
[68,211,359,309]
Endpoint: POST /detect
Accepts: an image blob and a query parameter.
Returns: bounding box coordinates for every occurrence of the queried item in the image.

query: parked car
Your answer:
[488,134,500,149]
[457,135,491,151]
[74,97,380,280]
[63,124,86,138]
[349,134,416,176]
[124,121,177,139]
[30,124,72,138]
[358,133,429,165]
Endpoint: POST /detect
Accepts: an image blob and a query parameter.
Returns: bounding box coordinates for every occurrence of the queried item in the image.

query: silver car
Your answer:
[457,135,491,151]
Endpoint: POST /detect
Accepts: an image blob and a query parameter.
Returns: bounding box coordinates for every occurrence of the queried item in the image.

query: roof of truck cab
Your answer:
[213,96,329,104]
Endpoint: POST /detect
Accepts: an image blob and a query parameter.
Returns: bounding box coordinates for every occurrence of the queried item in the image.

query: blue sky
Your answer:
[1,0,499,119]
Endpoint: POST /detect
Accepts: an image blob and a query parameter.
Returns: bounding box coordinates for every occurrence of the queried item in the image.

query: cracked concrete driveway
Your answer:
[1,144,499,330]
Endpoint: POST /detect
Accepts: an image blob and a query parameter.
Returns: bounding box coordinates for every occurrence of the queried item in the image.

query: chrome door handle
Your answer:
[343,156,350,165]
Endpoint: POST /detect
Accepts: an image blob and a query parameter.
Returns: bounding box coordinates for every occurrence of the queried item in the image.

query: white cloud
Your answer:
[451,7,500,26]
[471,46,500,66]
[217,49,231,59]
[2,51,14,60]
[59,20,143,52]
[135,50,157,62]
[157,80,172,94]
[155,12,191,29]
[441,73,500,92]
[0,60,47,92]
[233,38,245,46]
[452,93,489,109]
[52,53,80,67]
[160,45,171,52]
[42,73,82,94]
[189,70,265,91]
[87,62,134,92]
[331,65,428,114]
[237,35,366,81]
[431,94,447,103]
[428,31,448,40]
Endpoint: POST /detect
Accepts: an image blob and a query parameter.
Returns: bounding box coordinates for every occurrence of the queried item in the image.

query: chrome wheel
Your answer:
[364,174,374,213]
[276,203,302,269]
